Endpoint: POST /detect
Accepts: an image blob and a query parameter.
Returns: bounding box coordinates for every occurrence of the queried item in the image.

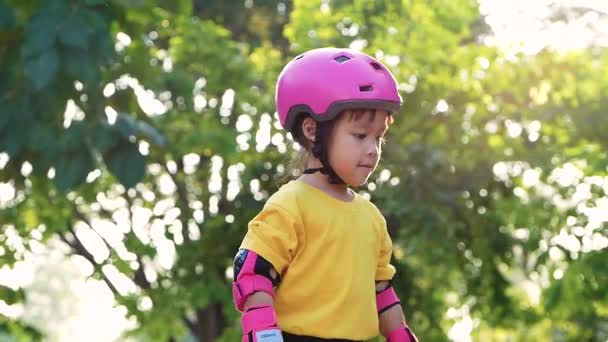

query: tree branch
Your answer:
[71,204,115,255]
[163,160,192,244]
[96,205,152,290]
[182,316,197,336]
[133,254,152,290]
[58,226,121,297]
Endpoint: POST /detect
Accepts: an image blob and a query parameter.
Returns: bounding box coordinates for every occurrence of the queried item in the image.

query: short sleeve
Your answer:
[375,216,396,281]
[240,203,301,276]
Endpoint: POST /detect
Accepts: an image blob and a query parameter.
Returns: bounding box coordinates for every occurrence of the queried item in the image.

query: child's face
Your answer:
[327,109,390,186]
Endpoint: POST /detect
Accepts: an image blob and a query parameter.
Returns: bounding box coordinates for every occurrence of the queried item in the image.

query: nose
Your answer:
[367,140,380,157]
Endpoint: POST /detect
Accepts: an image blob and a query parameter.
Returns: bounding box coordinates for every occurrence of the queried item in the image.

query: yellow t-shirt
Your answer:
[240,180,396,340]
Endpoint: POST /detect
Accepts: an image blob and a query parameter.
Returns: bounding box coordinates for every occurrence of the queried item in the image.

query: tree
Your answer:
[1,0,606,341]
[1,1,261,340]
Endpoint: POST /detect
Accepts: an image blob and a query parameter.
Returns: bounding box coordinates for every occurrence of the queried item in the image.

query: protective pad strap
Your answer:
[386,326,418,342]
[248,329,283,342]
[233,250,276,311]
[376,285,400,314]
[242,305,279,334]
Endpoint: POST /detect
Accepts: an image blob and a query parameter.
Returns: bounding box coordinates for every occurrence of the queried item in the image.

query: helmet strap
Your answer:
[304,121,345,184]
[303,167,327,175]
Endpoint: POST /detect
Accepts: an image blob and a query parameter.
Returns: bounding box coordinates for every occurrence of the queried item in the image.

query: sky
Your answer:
[1,1,608,341]
[479,0,608,55]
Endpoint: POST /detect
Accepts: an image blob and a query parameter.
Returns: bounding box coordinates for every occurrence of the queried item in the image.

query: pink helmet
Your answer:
[275,47,402,132]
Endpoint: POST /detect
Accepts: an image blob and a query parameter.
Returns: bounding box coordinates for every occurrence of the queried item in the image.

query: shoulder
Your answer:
[357,194,386,224]
[264,180,303,215]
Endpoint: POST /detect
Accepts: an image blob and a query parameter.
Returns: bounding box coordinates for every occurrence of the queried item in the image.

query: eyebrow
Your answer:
[346,110,390,134]
[352,122,388,136]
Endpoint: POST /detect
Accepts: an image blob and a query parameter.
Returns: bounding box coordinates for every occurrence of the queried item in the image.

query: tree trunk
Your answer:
[195,302,227,342]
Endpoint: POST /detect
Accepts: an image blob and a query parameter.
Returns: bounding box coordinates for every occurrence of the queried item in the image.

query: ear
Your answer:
[301,117,317,143]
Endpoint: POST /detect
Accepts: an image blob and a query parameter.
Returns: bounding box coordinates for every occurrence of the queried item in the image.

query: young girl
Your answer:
[232,48,418,342]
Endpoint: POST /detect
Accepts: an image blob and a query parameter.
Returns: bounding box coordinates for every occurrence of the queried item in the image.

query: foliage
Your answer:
[0,316,42,342]
[0,0,606,341]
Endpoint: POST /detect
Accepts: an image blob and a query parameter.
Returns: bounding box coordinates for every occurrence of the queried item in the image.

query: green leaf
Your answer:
[124,233,155,256]
[0,103,12,132]
[179,128,236,156]
[176,0,192,17]
[53,149,95,192]
[62,48,99,82]
[22,12,59,57]
[0,285,24,305]
[93,31,115,65]
[105,140,145,188]
[85,0,108,5]
[112,256,131,274]
[80,8,107,29]
[59,121,87,150]
[90,120,120,153]
[24,48,59,91]
[28,123,59,154]
[42,0,70,13]
[0,319,43,341]
[0,72,13,98]
[114,114,137,138]
[115,113,167,146]
[0,114,26,157]
[0,0,16,30]
[136,120,168,146]
[111,0,146,8]
[58,14,90,49]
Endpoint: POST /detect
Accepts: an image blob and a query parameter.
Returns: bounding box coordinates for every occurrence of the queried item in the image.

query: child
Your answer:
[232,47,418,342]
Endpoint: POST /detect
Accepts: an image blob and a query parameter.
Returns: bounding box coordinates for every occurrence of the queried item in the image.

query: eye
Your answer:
[353,133,366,140]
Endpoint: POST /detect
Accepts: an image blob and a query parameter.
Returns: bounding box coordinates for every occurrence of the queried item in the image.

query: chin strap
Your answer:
[303,167,327,175]
[306,121,344,184]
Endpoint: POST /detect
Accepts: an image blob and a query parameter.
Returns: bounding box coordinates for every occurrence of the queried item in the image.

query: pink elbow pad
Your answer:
[377,285,419,341]
[232,249,277,311]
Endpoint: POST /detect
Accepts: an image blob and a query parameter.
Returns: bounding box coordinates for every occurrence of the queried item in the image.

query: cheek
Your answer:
[330,134,352,151]
[327,138,354,164]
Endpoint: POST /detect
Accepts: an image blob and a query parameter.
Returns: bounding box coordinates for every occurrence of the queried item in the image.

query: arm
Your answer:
[243,291,274,312]
[376,281,418,342]
[243,263,278,310]
[233,249,284,342]
[376,281,406,335]
[235,199,301,342]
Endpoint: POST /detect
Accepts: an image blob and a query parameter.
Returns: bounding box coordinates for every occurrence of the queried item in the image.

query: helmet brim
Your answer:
[284,99,400,132]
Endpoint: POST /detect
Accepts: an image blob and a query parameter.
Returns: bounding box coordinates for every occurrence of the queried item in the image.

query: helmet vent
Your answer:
[334,55,351,63]
[359,84,374,92]
[295,54,305,60]
[370,62,383,70]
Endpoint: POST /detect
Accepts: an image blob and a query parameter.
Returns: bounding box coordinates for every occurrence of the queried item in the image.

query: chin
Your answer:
[349,177,370,187]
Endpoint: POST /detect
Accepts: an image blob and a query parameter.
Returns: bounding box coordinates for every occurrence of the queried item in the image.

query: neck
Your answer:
[299,158,351,200]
